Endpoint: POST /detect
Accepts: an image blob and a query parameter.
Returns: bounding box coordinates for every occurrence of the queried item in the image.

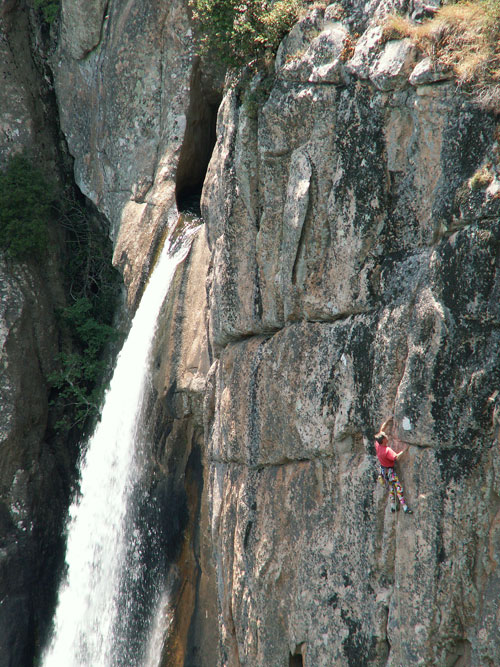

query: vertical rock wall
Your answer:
[0,4,81,664]
[201,6,500,667]
[149,228,219,667]
[53,0,206,307]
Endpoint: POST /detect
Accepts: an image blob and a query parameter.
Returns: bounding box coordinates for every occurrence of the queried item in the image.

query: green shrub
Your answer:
[189,0,305,68]
[0,155,121,434]
[49,298,120,431]
[34,0,60,24]
[49,197,122,434]
[0,154,52,260]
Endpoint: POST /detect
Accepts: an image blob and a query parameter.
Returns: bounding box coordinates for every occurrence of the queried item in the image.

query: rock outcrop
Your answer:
[1,0,499,666]
[52,0,220,308]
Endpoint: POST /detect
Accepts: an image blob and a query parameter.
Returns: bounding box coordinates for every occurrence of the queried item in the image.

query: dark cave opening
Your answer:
[175,61,221,217]
[289,647,304,666]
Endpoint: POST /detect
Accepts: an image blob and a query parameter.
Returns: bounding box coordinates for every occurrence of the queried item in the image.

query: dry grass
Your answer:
[382,14,414,42]
[474,82,500,112]
[383,1,500,110]
[469,164,494,188]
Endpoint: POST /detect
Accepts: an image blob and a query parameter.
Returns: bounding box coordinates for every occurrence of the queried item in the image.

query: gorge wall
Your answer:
[1,0,499,666]
[0,4,84,664]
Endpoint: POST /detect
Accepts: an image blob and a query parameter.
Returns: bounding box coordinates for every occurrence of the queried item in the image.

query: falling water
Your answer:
[42,228,195,667]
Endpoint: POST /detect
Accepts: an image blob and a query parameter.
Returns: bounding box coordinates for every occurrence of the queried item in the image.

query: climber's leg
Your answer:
[388,469,412,513]
[389,484,397,512]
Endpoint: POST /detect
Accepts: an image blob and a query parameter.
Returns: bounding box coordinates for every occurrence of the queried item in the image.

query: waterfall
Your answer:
[42,227,195,667]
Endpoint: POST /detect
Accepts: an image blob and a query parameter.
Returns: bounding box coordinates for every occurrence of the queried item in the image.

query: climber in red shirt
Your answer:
[375,418,412,514]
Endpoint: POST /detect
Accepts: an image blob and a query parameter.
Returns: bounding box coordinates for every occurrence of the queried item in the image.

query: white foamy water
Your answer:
[142,590,171,667]
[43,231,194,667]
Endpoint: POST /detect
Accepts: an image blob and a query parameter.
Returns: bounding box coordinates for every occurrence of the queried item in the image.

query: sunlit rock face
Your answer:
[52,0,207,309]
[201,6,500,666]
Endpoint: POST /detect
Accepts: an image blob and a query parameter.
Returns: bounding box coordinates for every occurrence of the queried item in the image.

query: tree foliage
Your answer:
[0,154,52,260]
[49,298,119,432]
[49,196,123,434]
[0,153,122,434]
[189,0,305,68]
[34,0,60,24]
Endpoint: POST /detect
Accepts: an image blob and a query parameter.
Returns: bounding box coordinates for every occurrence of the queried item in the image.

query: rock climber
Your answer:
[375,417,413,514]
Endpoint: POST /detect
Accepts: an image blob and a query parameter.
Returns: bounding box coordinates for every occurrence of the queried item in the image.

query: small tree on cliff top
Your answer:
[189,0,305,68]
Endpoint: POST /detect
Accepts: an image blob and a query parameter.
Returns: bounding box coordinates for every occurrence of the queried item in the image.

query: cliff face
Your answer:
[52,0,220,308]
[0,257,68,667]
[198,8,496,666]
[0,6,76,665]
[0,5,122,665]
[1,0,499,665]
[200,10,500,665]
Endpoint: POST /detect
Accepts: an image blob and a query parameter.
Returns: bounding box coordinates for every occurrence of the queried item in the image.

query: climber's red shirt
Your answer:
[375,441,398,468]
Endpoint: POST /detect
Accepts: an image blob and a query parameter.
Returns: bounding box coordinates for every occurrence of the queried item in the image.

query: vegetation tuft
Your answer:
[34,0,60,25]
[469,164,494,189]
[188,0,305,68]
[383,0,500,112]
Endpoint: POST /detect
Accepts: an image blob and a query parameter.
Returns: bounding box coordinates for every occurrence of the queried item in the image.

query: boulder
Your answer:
[369,38,419,91]
[409,56,453,86]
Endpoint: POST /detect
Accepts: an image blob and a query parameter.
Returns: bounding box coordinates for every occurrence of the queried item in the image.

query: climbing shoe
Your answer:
[403,505,413,514]
[390,504,396,513]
